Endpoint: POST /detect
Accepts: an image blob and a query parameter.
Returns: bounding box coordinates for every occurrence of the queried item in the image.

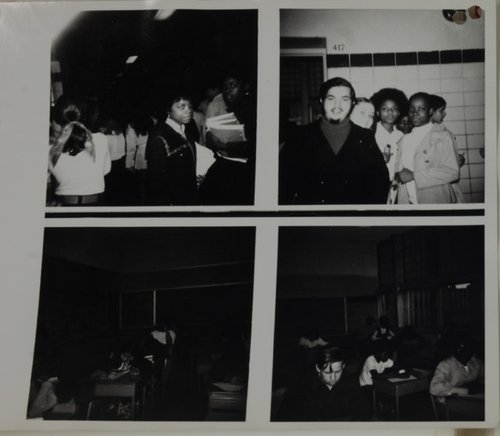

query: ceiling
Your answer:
[52,9,258,108]
[278,226,413,277]
[43,227,256,273]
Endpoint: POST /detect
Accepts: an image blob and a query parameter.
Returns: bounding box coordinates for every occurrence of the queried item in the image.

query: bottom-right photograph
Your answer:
[270,225,485,422]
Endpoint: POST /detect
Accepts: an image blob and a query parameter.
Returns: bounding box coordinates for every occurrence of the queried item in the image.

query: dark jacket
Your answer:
[145,119,199,205]
[277,372,369,421]
[279,120,390,205]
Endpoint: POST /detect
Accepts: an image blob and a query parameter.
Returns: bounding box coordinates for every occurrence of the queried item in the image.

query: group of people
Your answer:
[279,77,464,205]
[46,75,256,207]
[276,319,483,421]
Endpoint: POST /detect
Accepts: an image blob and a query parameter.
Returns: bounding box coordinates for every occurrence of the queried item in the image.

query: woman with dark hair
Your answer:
[370,88,409,203]
[48,117,111,206]
[48,96,111,206]
[145,93,204,205]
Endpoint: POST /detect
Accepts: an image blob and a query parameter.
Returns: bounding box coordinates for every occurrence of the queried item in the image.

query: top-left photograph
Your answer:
[47,9,258,207]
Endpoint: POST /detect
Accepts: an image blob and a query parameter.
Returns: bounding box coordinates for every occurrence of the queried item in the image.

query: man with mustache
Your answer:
[279,77,389,205]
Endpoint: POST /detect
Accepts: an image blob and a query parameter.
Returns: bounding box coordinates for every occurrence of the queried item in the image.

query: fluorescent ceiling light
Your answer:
[154,9,175,21]
[454,283,471,289]
[126,56,138,64]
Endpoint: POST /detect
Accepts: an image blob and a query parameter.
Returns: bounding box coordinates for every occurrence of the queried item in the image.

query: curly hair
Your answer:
[429,94,447,111]
[370,88,409,117]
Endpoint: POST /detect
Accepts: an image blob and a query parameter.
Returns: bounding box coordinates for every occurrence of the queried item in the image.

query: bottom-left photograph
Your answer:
[27,226,256,421]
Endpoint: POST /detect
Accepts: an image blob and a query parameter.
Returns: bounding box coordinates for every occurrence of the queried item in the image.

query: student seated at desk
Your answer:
[277,347,370,421]
[359,343,395,388]
[430,340,483,401]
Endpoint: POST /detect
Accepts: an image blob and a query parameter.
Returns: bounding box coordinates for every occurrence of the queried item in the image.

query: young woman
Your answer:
[145,93,201,205]
[48,97,111,206]
[370,88,409,203]
[350,97,375,130]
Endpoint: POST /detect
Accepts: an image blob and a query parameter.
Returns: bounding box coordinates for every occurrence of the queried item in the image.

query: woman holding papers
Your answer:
[145,93,214,205]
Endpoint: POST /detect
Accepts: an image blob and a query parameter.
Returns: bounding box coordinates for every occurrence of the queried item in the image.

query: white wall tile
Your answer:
[444,107,464,121]
[455,135,466,148]
[372,82,397,94]
[395,65,418,81]
[463,77,484,92]
[328,67,350,80]
[418,65,440,80]
[464,105,484,120]
[440,63,462,78]
[441,92,464,107]
[445,121,466,135]
[462,62,484,78]
[460,164,471,179]
[395,81,419,98]
[466,120,484,134]
[464,91,484,106]
[441,78,463,93]
[470,178,484,193]
[469,163,485,178]
[458,178,471,194]
[418,79,441,94]
[466,134,484,149]
[350,67,373,82]
[467,148,485,163]
[352,82,377,98]
[373,66,396,83]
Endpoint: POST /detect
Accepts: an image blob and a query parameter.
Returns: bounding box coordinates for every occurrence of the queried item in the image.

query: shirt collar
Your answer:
[166,117,186,137]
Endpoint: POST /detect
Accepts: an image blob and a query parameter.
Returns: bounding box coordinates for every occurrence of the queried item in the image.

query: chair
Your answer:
[86,382,137,420]
[430,394,449,420]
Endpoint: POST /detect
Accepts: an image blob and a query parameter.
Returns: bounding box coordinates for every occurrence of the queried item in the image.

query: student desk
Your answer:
[87,374,143,420]
[372,368,432,420]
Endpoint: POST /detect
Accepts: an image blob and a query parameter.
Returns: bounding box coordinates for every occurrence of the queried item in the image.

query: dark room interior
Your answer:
[28,227,255,421]
[271,226,485,422]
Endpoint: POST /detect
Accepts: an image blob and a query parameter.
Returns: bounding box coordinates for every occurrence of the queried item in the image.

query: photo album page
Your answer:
[0,0,497,434]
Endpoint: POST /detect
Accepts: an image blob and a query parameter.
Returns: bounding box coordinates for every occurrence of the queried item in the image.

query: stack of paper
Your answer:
[206,112,246,144]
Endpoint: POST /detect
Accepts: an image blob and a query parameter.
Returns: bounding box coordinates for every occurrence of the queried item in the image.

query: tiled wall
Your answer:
[327,49,485,203]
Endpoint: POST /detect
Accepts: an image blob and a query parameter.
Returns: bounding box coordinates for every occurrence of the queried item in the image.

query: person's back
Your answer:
[52,130,110,196]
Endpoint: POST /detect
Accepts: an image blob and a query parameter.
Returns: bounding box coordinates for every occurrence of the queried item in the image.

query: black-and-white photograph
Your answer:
[271,226,485,421]
[279,9,485,205]
[27,227,255,421]
[47,9,257,207]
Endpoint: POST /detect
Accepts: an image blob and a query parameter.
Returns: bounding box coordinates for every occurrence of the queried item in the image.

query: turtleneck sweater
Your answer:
[320,116,351,155]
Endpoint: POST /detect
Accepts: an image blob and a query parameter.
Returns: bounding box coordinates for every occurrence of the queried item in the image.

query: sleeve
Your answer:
[101,135,112,175]
[145,134,169,202]
[394,136,404,173]
[385,358,394,369]
[27,381,57,418]
[364,133,391,203]
[429,360,454,396]
[413,132,459,189]
[365,356,377,372]
[125,126,137,169]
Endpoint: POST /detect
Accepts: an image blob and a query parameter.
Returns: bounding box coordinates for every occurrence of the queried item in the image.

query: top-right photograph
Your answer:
[279,8,486,206]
